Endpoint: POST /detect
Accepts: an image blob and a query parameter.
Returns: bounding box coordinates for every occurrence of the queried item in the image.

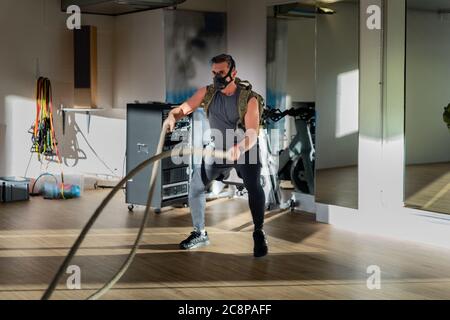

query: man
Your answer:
[164,54,268,258]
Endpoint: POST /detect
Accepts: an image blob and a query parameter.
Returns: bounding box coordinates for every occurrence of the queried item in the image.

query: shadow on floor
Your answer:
[0,251,398,287]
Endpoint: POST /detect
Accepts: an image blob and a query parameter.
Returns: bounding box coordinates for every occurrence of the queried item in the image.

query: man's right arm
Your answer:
[165,87,207,132]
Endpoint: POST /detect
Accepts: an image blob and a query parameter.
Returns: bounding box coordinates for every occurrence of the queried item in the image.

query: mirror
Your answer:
[405,0,450,214]
[266,0,360,209]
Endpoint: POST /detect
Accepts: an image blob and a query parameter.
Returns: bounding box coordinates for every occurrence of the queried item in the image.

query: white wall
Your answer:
[227,0,267,98]
[0,0,125,179]
[286,18,316,102]
[405,9,450,165]
[283,18,316,148]
[113,10,166,108]
[315,2,360,170]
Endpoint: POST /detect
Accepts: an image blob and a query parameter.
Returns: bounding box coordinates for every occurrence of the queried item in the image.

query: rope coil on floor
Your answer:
[41,123,231,300]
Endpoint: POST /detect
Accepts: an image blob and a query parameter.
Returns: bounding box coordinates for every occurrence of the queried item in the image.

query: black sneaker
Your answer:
[253,229,268,258]
[179,231,210,250]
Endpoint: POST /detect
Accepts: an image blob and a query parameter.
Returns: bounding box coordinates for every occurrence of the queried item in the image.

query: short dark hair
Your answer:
[211,54,236,70]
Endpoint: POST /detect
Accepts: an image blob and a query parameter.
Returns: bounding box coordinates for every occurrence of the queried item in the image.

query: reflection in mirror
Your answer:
[266,1,359,209]
[315,0,359,209]
[405,0,450,214]
[266,3,317,197]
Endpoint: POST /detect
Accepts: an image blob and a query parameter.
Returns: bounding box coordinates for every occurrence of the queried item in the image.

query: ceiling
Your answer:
[62,0,362,16]
[61,0,187,16]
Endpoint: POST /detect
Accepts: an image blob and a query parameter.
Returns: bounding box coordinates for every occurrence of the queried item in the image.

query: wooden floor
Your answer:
[316,166,359,209]
[316,162,450,214]
[405,162,450,215]
[0,190,450,300]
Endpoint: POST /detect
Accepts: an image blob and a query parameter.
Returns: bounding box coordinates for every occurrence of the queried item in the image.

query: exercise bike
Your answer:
[263,103,316,195]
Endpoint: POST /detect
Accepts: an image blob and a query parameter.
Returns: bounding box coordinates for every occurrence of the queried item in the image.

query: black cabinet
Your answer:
[126,103,192,212]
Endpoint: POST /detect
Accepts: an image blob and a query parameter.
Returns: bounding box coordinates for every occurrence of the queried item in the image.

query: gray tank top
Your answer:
[208,87,244,151]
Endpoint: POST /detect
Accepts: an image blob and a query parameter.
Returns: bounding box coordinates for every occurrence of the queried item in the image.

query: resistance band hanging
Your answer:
[31,77,61,161]
[30,77,65,198]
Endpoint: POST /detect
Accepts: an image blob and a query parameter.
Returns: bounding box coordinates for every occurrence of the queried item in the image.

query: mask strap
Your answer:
[224,60,235,81]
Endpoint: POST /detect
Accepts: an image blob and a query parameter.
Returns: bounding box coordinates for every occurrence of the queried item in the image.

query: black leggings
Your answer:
[199,162,266,230]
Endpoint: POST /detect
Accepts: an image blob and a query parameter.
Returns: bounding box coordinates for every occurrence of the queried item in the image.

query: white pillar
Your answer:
[382,0,406,211]
[358,0,385,216]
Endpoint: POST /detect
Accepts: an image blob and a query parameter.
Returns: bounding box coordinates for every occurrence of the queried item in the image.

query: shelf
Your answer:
[62,108,104,112]
[61,107,105,135]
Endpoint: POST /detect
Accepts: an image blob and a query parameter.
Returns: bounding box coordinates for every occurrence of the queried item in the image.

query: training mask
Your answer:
[213,61,235,90]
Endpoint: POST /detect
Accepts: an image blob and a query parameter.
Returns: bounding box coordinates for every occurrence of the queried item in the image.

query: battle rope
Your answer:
[42,123,231,300]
